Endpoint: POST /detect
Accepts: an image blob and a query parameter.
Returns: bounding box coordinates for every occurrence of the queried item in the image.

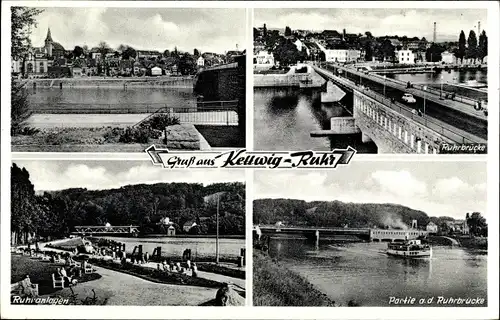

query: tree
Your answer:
[178,53,196,75]
[273,39,301,66]
[466,212,487,237]
[467,30,478,63]
[193,48,200,56]
[478,30,488,63]
[11,163,42,244]
[121,46,136,60]
[73,46,84,58]
[11,7,44,63]
[284,26,292,37]
[364,42,374,61]
[365,31,373,39]
[97,41,111,57]
[11,7,42,133]
[163,49,170,57]
[376,39,395,62]
[263,23,267,38]
[425,43,445,62]
[455,30,467,64]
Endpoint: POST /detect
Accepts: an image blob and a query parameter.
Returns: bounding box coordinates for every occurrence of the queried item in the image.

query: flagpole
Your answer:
[216,193,219,265]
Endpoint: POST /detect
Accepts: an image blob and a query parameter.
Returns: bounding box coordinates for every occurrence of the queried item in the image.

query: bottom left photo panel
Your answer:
[9,160,246,306]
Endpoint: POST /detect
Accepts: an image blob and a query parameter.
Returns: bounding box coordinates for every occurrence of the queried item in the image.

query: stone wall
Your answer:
[330,117,360,134]
[353,90,452,154]
[25,77,194,89]
[165,124,201,150]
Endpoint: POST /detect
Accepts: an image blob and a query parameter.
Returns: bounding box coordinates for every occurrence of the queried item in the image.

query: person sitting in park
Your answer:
[191,263,198,278]
[59,267,75,287]
[20,275,38,298]
[186,260,192,270]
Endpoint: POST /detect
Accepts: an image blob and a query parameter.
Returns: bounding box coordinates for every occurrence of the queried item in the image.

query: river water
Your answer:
[388,69,487,86]
[269,238,487,307]
[28,87,197,112]
[100,236,245,260]
[253,87,377,152]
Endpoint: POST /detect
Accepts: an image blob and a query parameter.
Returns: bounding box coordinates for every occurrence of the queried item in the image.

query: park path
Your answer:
[40,265,216,306]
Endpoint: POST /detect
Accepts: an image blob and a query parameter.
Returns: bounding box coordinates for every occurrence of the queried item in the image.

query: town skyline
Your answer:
[28,7,246,54]
[255,8,488,42]
[13,161,246,192]
[254,162,487,220]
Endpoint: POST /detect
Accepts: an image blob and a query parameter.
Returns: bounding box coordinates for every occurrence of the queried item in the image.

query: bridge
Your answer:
[72,225,140,236]
[311,64,487,153]
[253,225,428,243]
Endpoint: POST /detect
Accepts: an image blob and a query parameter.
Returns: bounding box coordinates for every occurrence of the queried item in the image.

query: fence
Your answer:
[134,100,239,127]
[30,100,238,115]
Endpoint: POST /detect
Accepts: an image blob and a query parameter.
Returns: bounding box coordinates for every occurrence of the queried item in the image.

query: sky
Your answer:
[13,160,245,192]
[254,161,487,220]
[254,9,488,42]
[28,7,246,54]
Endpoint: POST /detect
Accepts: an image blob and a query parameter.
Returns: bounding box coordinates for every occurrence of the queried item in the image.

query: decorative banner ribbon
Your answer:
[146,145,356,169]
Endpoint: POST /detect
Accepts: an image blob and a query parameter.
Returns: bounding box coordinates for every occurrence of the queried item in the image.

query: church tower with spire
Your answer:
[44,28,53,57]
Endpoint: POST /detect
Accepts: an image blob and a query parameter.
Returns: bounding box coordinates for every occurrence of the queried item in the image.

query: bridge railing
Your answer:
[315,66,485,144]
[356,85,484,144]
[328,63,485,107]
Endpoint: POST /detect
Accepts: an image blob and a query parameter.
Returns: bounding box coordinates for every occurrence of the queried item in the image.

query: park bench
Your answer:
[52,273,64,289]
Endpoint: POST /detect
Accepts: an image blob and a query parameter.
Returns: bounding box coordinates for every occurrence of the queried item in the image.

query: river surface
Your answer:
[28,87,197,112]
[269,238,487,307]
[100,236,245,259]
[388,69,487,85]
[253,87,377,152]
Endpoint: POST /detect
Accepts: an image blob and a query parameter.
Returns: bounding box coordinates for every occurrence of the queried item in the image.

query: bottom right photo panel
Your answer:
[252,161,487,307]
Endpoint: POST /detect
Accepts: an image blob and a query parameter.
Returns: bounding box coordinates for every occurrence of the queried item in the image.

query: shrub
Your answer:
[118,127,153,144]
[18,127,40,136]
[141,114,180,131]
[295,66,308,73]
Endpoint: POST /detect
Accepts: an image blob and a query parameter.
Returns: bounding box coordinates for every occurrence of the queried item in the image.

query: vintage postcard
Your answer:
[10,7,246,152]
[9,160,246,306]
[253,8,488,154]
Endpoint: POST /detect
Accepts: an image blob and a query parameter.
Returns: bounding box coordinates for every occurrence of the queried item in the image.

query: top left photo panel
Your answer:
[10,6,247,152]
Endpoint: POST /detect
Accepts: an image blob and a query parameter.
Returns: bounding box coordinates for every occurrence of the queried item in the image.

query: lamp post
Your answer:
[383,75,386,97]
[216,193,220,265]
[423,85,427,121]
[440,75,444,99]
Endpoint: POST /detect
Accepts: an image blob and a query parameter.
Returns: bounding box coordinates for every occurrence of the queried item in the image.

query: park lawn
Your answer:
[195,125,245,147]
[11,254,101,296]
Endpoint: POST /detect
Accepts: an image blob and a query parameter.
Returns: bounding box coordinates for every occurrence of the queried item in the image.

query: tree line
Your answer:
[254,24,488,65]
[253,198,487,237]
[11,163,245,244]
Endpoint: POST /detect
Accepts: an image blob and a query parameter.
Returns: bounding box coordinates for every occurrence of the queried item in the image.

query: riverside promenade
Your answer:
[12,239,245,305]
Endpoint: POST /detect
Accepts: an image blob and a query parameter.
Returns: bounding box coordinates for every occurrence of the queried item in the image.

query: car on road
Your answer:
[402,93,416,104]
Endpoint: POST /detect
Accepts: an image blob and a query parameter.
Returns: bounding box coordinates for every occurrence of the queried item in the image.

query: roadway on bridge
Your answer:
[313,67,486,144]
[318,65,487,140]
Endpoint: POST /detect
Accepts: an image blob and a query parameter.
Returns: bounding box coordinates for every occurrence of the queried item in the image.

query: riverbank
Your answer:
[22,76,194,89]
[254,65,325,88]
[456,236,488,250]
[253,250,336,306]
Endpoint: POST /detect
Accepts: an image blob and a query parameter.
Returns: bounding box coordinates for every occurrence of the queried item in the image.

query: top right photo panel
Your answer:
[253,8,488,154]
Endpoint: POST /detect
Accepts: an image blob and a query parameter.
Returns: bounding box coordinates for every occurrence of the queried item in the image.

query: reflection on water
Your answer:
[28,87,197,110]
[254,87,377,152]
[269,238,487,306]
[388,70,487,85]
[100,236,245,259]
